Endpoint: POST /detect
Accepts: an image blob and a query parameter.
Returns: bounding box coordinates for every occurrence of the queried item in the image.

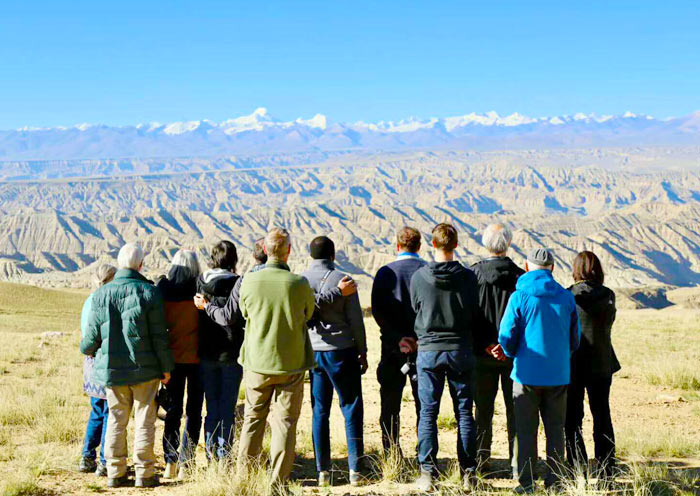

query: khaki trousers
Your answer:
[105,379,160,479]
[237,371,305,482]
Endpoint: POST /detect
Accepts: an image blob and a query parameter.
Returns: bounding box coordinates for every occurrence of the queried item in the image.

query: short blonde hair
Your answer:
[93,263,116,289]
[265,227,291,260]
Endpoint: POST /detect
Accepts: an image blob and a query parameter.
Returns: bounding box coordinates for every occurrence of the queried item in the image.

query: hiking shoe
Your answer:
[78,457,97,473]
[107,475,130,488]
[135,476,160,488]
[318,471,331,487]
[163,462,177,479]
[415,471,434,492]
[349,470,363,487]
[463,469,478,490]
[95,462,107,477]
[514,484,536,494]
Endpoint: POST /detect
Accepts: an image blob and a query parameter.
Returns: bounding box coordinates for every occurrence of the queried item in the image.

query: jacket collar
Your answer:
[397,252,422,261]
[310,259,334,270]
[266,260,291,271]
[115,268,150,282]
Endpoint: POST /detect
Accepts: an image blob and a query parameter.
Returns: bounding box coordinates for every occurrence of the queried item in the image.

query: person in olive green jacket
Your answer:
[237,227,315,484]
[80,243,174,489]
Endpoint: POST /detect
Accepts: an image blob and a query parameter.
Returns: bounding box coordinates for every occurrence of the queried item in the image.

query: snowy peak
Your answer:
[2,109,699,161]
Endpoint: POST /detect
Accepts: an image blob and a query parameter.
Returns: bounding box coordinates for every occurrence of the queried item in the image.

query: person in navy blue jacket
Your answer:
[498,248,581,494]
[371,226,426,454]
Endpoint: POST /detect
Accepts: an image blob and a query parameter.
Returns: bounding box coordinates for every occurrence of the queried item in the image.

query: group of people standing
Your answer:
[77,222,619,494]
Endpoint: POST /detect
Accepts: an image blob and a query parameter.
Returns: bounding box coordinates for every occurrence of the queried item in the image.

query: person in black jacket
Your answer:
[195,241,243,460]
[371,226,426,454]
[410,223,483,492]
[566,251,620,479]
[470,223,524,476]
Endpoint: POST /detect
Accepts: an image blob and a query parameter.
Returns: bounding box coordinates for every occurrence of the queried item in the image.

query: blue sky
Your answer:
[1,1,699,129]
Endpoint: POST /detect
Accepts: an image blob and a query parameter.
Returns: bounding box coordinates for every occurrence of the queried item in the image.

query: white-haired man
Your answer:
[470,224,524,476]
[81,243,174,488]
[237,228,316,483]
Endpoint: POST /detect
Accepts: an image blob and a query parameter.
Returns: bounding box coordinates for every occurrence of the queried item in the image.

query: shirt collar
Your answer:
[266,260,290,271]
[396,252,422,261]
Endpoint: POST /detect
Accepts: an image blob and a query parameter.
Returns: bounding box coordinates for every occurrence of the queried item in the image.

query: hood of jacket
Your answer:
[423,261,470,290]
[472,257,523,290]
[197,269,237,295]
[516,269,561,297]
[569,281,615,313]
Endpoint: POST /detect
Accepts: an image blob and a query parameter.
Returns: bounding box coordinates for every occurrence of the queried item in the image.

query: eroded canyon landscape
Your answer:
[1,146,700,309]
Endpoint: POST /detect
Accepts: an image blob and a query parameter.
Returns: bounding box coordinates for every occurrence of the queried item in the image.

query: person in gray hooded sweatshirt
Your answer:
[302,236,367,487]
[410,223,485,492]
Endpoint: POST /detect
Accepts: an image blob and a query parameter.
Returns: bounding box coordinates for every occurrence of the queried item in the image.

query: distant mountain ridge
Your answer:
[3,108,700,160]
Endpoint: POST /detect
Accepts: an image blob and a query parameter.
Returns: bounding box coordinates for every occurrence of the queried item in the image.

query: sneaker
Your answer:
[415,471,434,492]
[463,469,478,490]
[163,462,178,479]
[177,465,189,481]
[514,484,536,494]
[95,463,108,477]
[318,471,331,487]
[78,457,97,473]
[135,476,160,488]
[107,475,130,488]
[349,470,363,487]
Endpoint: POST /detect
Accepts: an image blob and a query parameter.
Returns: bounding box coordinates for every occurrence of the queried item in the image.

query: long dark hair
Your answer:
[572,251,604,284]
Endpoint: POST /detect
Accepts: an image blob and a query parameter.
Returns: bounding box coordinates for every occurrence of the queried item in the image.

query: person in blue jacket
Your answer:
[497,248,580,493]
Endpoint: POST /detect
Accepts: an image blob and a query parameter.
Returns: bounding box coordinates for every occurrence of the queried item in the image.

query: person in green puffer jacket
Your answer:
[80,243,174,489]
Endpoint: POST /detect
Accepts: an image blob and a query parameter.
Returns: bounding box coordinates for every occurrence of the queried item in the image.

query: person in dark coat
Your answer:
[156,250,203,480]
[371,226,426,454]
[195,241,243,460]
[566,251,620,479]
[470,223,524,476]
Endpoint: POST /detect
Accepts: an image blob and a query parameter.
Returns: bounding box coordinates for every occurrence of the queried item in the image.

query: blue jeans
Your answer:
[163,363,204,464]
[82,397,108,465]
[310,349,364,472]
[417,350,477,475]
[201,360,243,460]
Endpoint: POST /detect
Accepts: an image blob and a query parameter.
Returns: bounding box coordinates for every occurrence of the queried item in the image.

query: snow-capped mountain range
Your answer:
[3,107,700,160]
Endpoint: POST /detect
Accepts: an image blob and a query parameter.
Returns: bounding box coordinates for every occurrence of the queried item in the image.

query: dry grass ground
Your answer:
[0,282,698,495]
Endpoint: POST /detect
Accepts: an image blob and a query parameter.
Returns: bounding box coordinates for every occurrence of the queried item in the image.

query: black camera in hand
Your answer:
[400,355,418,383]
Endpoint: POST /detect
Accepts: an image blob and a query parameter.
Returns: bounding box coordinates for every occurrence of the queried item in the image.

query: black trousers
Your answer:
[565,374,616,476]
[377,348,421,453]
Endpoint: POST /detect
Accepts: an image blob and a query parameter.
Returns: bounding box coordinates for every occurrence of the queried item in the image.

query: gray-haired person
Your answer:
[80,243,174,488]
[470,224,523,476]
[79,263,117,477]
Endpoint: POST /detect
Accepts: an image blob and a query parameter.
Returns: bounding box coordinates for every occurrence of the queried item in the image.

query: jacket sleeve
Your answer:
[148,291,175,374]
[316,286,342,307]
[80,295,102,357]
[206,276,242,327]
[371,267,392,330]
[569,297,581,354]
[345,292,367,354]
[303,282,316,322]
[498,293,522,358]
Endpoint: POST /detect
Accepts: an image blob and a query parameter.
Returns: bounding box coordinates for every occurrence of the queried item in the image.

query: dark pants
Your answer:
[201,360,243,460]
[377,347,421,453]
[474,356,516,472]
[310,348,364,472]
[417,350,476,476]
[82,397,108,466]
[565,374,616,476]
[163,363,204,464]
[513,382,567,489]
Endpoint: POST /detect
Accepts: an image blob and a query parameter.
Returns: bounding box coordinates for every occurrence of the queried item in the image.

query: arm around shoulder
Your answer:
[498,293,521,357]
